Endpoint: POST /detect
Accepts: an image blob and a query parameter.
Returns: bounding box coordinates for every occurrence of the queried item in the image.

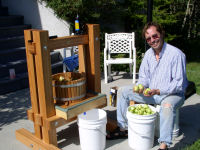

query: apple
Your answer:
[128,104,155,115]
[59,76,65,81]
[133,85,139,92]
[144,88,151,95]
[143,104,148,109]
[138,84,144,91]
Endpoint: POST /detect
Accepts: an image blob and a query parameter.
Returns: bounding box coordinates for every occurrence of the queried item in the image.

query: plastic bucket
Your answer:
[155,105,180,139]
[78,109,107,150]
[127,104,157,150]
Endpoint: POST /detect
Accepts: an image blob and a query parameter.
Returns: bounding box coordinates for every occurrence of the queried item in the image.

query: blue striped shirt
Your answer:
[138,42,188,95]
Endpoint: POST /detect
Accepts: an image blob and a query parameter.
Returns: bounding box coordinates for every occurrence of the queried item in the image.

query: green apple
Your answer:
[133,85,139,92]
[143,104,149,109]
[138,84,144,91]
[59,76,65,81]
[129,104,155,115]
[144,88,151,95]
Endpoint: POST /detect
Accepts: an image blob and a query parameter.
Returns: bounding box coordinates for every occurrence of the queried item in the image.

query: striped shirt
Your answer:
[138,42,188,95]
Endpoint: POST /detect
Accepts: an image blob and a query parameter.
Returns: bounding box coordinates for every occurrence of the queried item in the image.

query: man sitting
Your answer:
[107,22,188,150]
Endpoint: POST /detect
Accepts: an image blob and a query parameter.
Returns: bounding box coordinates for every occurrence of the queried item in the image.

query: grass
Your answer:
[181,61,200,150]
[186,61,200,95]
[182,138,200,150]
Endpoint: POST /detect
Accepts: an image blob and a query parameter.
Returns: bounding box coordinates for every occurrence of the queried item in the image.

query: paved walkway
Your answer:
[0,72,200,150]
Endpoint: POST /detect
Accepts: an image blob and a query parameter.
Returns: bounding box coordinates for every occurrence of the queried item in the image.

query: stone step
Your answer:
[0,15,24,27]
[0,6,8,16]
[0,35,25,50]
[0,24,31,38]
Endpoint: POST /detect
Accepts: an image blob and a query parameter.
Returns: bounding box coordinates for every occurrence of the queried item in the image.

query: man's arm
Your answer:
[137,54,150,88]
[160,53,187,95]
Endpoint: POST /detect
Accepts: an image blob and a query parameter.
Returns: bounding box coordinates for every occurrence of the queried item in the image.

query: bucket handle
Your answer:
[95,127,107,136]
[77,121,107,136]
[129,124,153,139]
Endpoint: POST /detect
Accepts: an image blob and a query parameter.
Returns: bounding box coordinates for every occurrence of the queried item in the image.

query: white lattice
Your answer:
[109,40,130,53]
[107,33,134,53]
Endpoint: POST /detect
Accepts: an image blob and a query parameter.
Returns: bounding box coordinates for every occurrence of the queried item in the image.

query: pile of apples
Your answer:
[133,84,151,95]
[128,104,155,115]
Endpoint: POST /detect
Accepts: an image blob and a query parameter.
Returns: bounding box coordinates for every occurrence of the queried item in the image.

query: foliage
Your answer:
[41,0,200,71]
[41,0,120,33]
[186,62,200,95]
[182,138,200,150]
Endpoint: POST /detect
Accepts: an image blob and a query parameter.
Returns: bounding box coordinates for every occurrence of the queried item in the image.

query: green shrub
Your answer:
[182,138,200,150]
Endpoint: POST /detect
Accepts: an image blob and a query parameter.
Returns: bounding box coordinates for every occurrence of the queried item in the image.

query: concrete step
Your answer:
[0,51,64,94]
[0,47,26,64]
[0,35,25,49]
[0,61,64,95]
[0,6,8,16]
[0,59,27,78]
[0,72,29,94]
[0,51,64,77]
[0,15,24,27]
[0,24,31,38]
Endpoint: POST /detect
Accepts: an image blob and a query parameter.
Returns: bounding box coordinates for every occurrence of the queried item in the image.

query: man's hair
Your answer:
[142,22,165,39]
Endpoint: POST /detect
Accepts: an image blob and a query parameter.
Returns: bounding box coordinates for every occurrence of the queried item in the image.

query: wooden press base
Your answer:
[16,128,60,150]
[55,92,107,120]
[16,93,107,150]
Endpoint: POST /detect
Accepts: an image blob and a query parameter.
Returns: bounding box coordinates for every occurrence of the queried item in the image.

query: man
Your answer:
[107,22,188,150]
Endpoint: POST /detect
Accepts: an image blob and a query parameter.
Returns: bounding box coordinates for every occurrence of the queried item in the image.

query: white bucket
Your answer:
[127,104,157,150]
[155,105,180,139]
[77,109,107,150]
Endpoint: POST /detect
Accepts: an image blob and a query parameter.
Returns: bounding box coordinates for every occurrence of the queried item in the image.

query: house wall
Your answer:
[2,0,73,57]
[2,0,70,37]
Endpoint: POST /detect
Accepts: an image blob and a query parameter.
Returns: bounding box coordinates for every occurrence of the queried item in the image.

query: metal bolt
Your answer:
[43,46,47,50]
[30,144,33,147]
[55,121,58,126]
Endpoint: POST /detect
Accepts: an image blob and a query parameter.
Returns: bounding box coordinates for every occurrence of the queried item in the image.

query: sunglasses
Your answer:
[146,34,159,43]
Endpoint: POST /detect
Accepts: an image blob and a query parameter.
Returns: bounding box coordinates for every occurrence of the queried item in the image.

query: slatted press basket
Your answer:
[52,72,86,105]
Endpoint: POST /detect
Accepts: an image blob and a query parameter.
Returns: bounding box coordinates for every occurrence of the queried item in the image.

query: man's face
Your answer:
[145,26,163,52]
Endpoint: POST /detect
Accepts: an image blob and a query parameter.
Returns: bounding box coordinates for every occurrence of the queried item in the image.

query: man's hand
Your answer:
[143,89,160,97]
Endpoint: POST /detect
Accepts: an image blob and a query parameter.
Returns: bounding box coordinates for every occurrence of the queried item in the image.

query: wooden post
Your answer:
[24,30,42,139]
[78,45,87,73]
[32,30,57,145]
[86,24,101,93]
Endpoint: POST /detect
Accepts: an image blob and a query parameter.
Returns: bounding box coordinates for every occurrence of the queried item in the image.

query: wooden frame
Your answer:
[15,24,107,150]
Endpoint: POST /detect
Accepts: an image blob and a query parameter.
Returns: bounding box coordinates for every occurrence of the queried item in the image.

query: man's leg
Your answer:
[158,94,184,148]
